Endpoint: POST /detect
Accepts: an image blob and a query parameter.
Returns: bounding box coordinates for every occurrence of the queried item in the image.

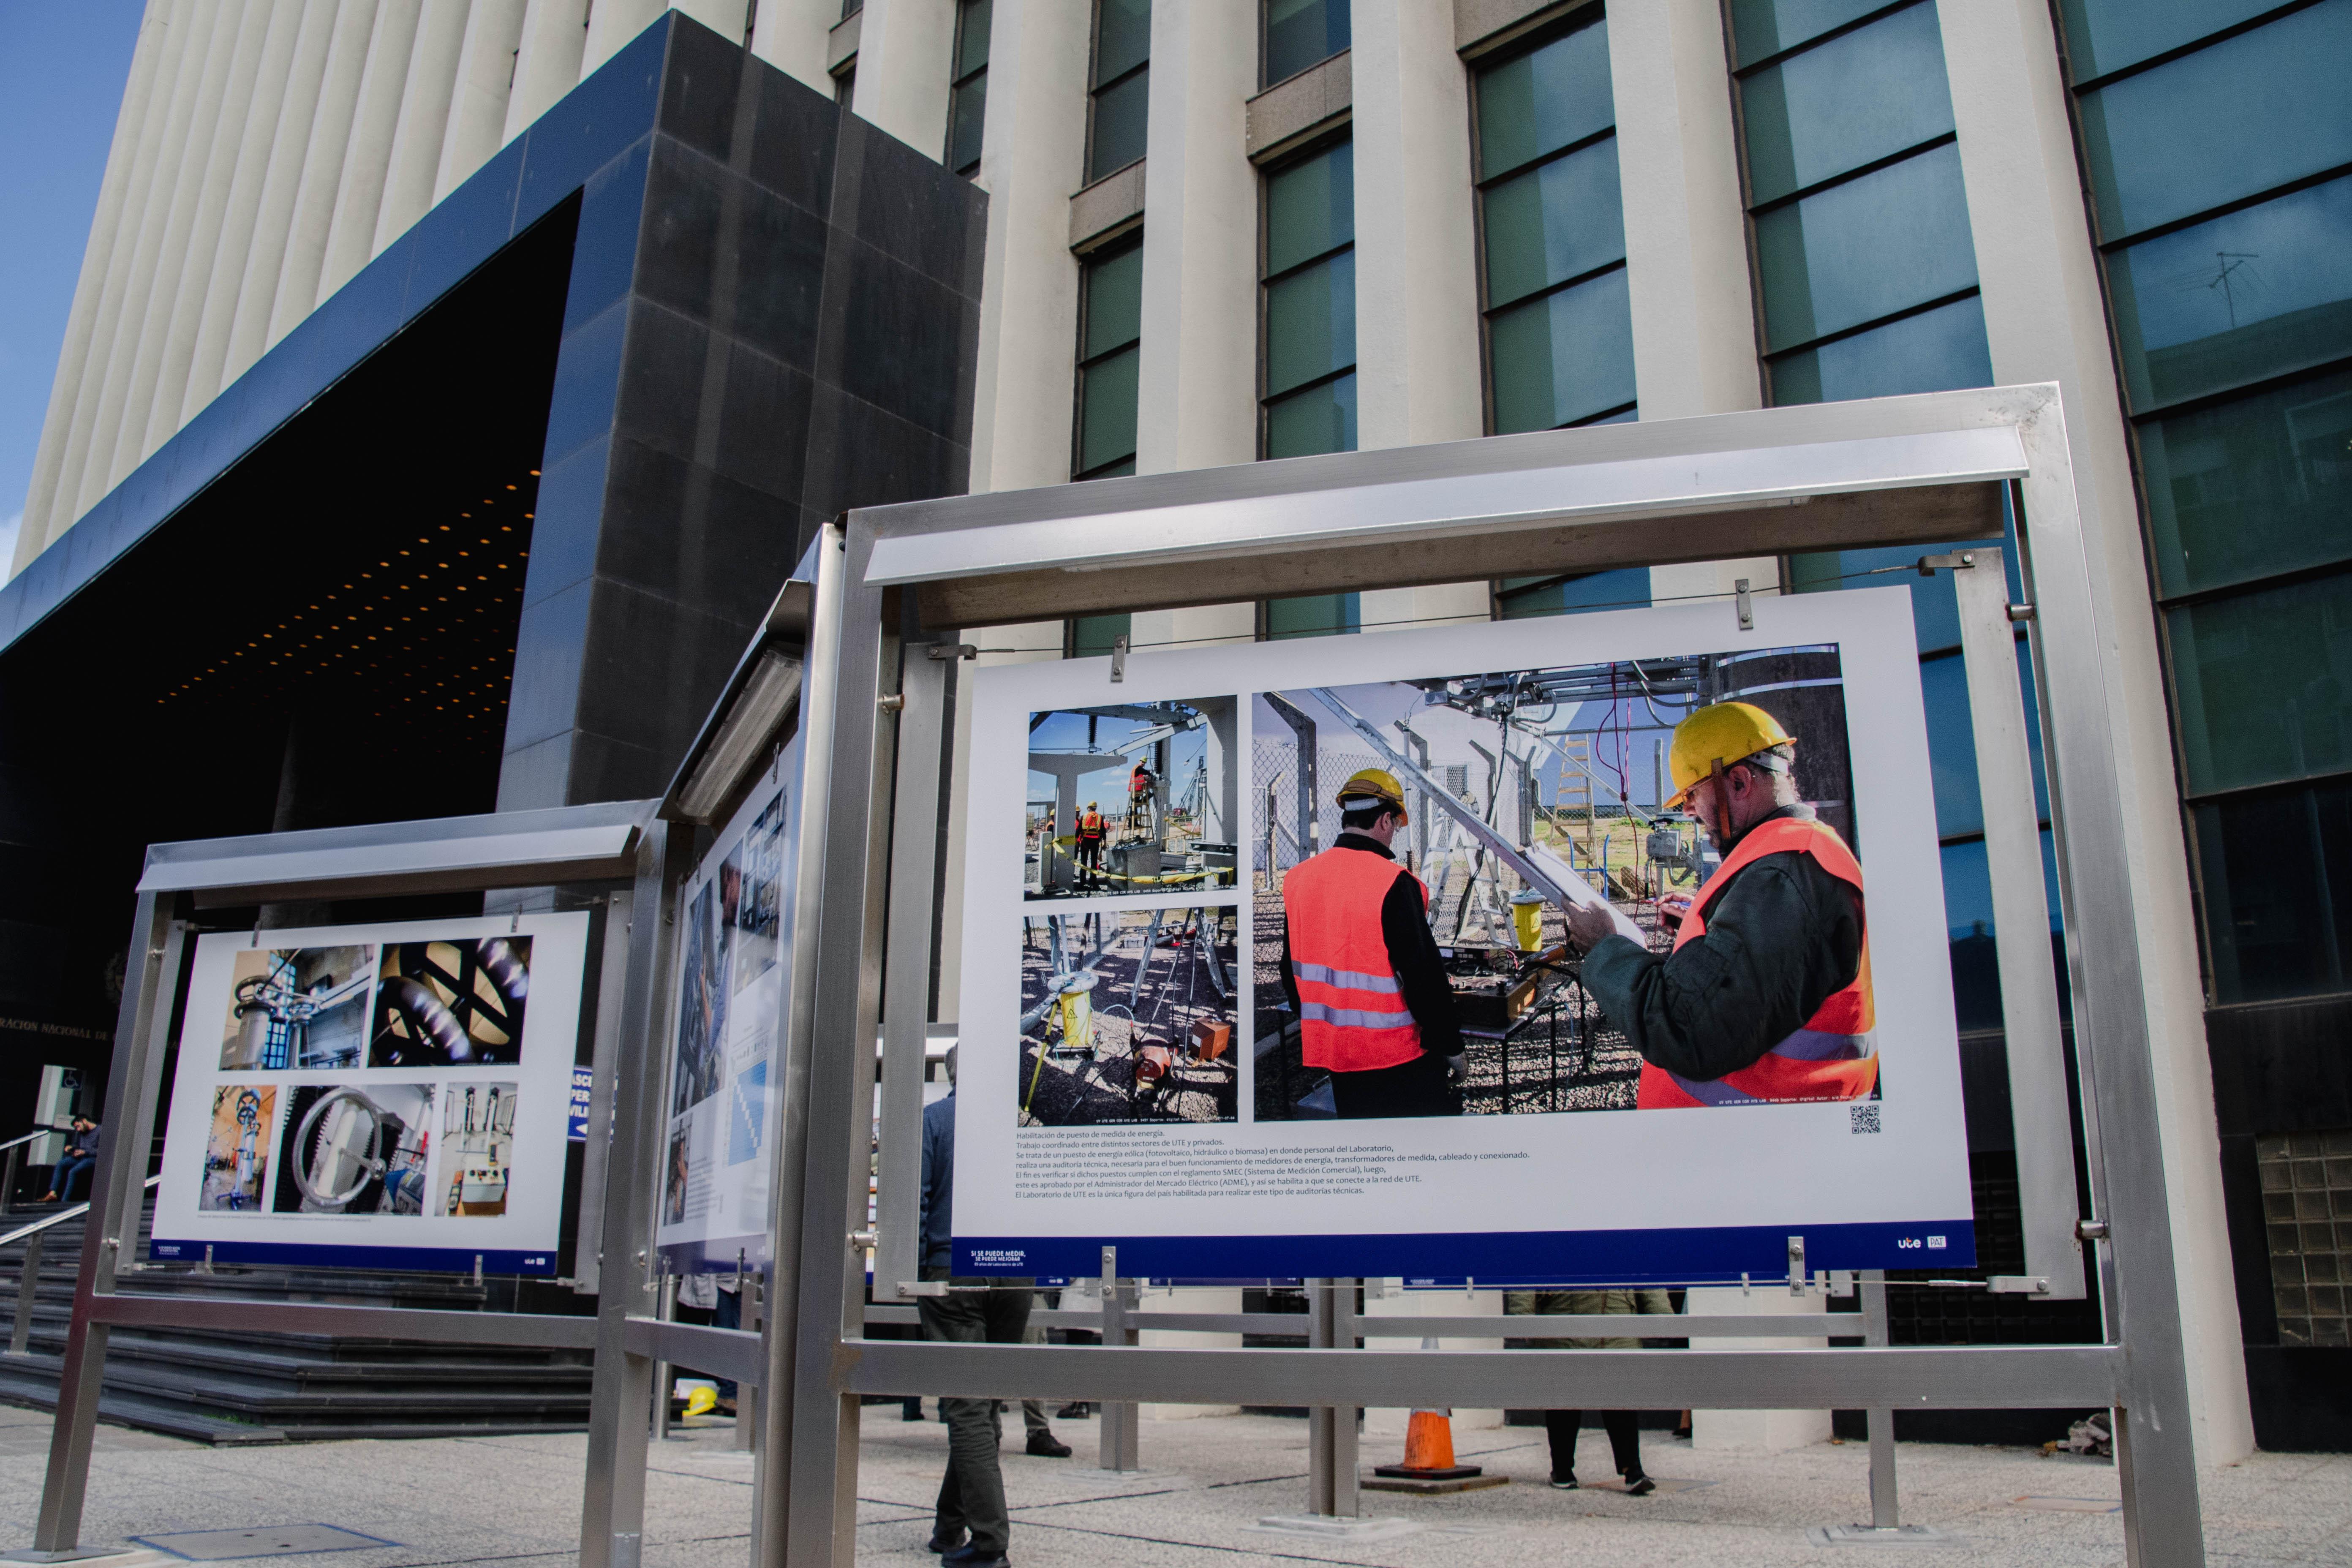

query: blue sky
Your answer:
[0,3,143,569]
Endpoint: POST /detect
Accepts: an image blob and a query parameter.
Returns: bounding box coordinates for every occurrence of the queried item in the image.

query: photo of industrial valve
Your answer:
[218,945,376,1071]
[438,1080,517,1216]
[199,1085,277,1211]
[1018,905,1239,1126]
[270,1083,435,1215]
[368,937,533,1067]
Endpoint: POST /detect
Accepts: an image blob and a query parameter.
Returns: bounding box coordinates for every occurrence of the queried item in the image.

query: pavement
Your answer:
[2,1400,2347,1567]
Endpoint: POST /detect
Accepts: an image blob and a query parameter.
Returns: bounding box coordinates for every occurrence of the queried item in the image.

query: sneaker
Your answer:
[1056,1402,1092,1419]
[1026,1431,1072,1458]
[925,1530,967,1554]
[1623,1471,1657,1497]
[939,1548,1009,1568]
[1549,1475,1578,1490]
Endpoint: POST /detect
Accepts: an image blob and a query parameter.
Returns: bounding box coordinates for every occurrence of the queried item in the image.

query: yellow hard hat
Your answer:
[1336,768,1408,815]
[1664,702,1795,810]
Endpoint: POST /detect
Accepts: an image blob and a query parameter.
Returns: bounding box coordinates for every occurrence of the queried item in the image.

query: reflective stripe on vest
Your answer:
[1636,815,1879,1109]
[1285,846,1428,1073]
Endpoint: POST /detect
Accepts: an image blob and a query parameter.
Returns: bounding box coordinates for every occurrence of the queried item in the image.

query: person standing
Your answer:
[1074,802,1106,883]
[43,1117,101,1204]
[920,1052,1030,1568]
[1504,1286,1667,1493]
[1564,702,1876,1108]
[1279,769,1465,1118]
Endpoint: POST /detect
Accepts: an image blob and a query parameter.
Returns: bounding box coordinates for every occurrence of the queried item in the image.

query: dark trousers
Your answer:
[919,1267,1033,1555]
[52,1156,96,1203]
[1328,1052,1460,1119]
[1546,1409,1641,1481]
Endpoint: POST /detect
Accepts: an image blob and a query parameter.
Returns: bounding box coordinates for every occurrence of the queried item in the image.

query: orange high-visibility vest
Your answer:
[1285,846,1428,1073]
[1078,810,1104,841]
[1636,815,1878,1108]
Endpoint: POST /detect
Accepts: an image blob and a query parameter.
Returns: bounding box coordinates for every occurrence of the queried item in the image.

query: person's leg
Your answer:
[939,1283,1031,1559]
[57,1156,95,1204]
[1544,1410,1582,1484]
[920,1277,988,1551]
[1329,1054,1458,1119]
[1603,1410,1651,1491]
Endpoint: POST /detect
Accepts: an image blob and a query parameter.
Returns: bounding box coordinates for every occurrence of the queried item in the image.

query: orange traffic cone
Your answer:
[1373,1407,1485,1483]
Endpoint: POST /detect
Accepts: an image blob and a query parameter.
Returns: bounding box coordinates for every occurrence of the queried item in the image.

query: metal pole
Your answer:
[1097,1248,1137,1473]
[735,1273,760,1453]
[34,891,180,1557]
[3,1144,19,1215]
[578,822,683,1568]
[1306,1279,1359,1518]
[877,642,951,1304]
[651,1270,676,1443]
[8,1230,42,1356]
[1861,1270,1897,1529]
[572,892,637,1297]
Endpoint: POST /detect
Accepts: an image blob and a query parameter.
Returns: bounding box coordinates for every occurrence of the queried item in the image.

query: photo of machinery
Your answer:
[368,936,532,1067]
[1026,696,1239,899]
[270,1082,435,1215]
[1251,645,1854,1119]
[436,1081,517,1217]
[218,945,375,1071]
[1019,905,1240,1125]
[199,1085,277,1211]
[673,881,728,1115]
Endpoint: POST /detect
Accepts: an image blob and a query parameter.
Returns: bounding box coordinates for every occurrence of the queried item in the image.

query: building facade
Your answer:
[16,0,2352,1451]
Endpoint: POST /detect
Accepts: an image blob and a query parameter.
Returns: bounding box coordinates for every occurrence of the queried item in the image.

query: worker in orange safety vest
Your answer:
[1563,702,1877,1108]
[1279,768,1465,1118]
[1075,801,1106,879]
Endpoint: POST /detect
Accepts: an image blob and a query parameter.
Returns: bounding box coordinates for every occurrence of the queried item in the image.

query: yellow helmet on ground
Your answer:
[1664,702,1795,810]
[1336,767,1409,821]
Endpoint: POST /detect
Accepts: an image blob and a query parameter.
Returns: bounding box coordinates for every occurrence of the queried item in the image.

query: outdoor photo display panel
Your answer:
[155,912,591,1273]
[951,588,1977,1280]
[656,739,802,1273]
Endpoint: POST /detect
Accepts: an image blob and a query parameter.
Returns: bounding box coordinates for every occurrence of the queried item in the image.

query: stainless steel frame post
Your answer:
[30,892,180,1560]
[579,822,685,1568]
[877,640,952,1301]
[1306,1280,1358,1518]
[572,891,637,1298]
[1862,1272,1897,1528]
[1096,1252,1138,1473]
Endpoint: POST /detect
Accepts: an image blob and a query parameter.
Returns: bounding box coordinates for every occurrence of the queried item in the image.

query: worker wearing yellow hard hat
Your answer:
[1276,767,1463,1118]
[1563,701,1878,1110]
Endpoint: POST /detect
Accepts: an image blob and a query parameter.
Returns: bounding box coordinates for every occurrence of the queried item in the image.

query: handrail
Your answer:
[0,1126,67,1154]
[0,1176,160,1250]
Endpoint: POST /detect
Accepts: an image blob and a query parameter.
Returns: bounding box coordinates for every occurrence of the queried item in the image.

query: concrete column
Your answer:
[1687,1283,1833,1452]
[220,0,346,392]
[670,0,753,42]
[504,0,590,143]
[580,0,664,74]
[1939,0,2254,1470]
[849,0,956,157]
[269,0,384,346]
[962,0,1088,496]
[749,0,839,93]
[180,0,310,427]
[12,0,175,571]
[436,0,530,201]
[314,0,423,307]
[72,0,242,518]
[371,0,474,255]
[1361,1285,1505,1437]
[1133,0,1253,476]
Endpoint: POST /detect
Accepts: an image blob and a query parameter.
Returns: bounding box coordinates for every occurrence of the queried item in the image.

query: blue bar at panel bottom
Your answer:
[149,1237,561,1275]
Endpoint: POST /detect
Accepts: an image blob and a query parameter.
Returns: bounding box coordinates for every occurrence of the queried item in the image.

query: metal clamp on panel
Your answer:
[926,642,979,660]
[1988,1277,2052,1295]
[899,1279,949,1298]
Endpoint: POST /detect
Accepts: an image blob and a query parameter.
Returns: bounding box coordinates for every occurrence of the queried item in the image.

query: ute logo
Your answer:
[1897,1237,1923,1249]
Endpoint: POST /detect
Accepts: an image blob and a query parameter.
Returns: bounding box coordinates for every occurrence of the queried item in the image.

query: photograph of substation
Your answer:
[1018,906,1240,1126]
[1253,646,1852,1120]
[1026,698,1239,898]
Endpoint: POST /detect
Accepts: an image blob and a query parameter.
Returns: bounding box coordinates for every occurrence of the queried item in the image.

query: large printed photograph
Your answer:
[218,946,375,1070]
[269,1083,437,1215]
[370,938,531,1067]
[1252,645,1867,1120]
[1025,697,1240,899]
[1018,905,1240,1125]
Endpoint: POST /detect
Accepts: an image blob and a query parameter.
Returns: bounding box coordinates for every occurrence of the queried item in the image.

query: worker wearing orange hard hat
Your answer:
[1562,702,1876,1108]
[1279,768,1465,1118]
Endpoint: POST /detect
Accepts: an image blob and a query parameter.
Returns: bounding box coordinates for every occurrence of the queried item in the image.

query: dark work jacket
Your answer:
[1279,832,1464,1058]
[1580,805,1863,1083]
[919,1094,954,1269]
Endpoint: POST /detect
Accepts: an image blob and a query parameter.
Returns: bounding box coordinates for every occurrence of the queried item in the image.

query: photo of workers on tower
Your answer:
[1252,645,1873,1119]
[1019,904,1241,1125]
[218,945,376,1071]
[199,1084,277,1211]
[368,937,532,1067]
[1025,696,1240,900]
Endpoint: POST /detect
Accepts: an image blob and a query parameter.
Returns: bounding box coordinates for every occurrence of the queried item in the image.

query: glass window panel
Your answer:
[1921,653,1983,839]
[1728,0,1893,68]
[1266,141,1354,275]
[1768,294,1992,405]
[1488,267,1635,433]
[2142,368,2352,599]
[1072,612,1132,656]
[947,74,986,173]
[1095,0,1151,83]
[1476,14,1612,179]
[956,0,993,76]
[1740,3,1956,205]
[1753,142,1979,351]
[1482,138,1625,308]
[2169,570,2352,796]
[1789,545,1962,651]
[1265,251,1355,397]
[1266,593,1361,639]
[1940,830,2067,1030]
[1078,345,1140,474]
[2107,177,2352,412]
[2194,779,2352,1003]
[2076,0,2352,241]
[1496,567,1651,621]
[1265,371,1357,457]
[1083,245,1143,359]
[1266,0,1349,86]
[1088,66,1149,180]
[2058,0,2280,79]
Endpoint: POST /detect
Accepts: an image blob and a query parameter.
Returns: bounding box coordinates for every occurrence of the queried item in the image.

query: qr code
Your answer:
[1851,1103,1882,1135]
